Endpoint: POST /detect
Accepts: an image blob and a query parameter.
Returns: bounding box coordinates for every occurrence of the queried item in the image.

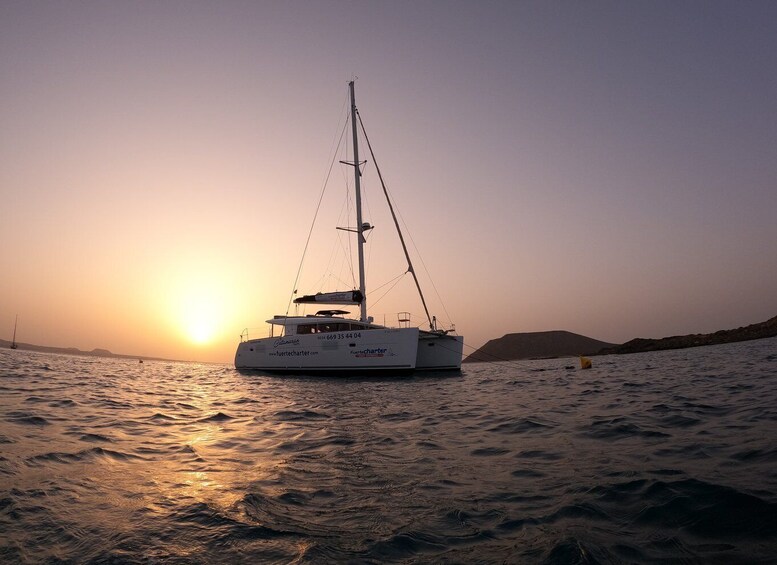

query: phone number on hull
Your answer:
[319,332,362,341]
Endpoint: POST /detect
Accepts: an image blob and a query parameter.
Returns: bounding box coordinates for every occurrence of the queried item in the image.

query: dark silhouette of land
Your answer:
[598,315,777,355]
[464,315,777,363]
[463,331,614,363]
[0,339,180,363]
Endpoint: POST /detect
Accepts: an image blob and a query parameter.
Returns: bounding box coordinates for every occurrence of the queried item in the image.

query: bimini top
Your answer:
[266,310,358,326]
[264,312,382,336]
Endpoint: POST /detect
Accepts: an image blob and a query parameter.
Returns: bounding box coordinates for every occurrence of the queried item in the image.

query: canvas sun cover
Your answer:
[293,290,364,305]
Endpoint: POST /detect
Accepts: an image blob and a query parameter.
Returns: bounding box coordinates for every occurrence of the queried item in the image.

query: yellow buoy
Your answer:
[580,356,592,370]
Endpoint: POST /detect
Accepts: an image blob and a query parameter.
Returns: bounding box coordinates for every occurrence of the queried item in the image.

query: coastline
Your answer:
[598,315,777,356]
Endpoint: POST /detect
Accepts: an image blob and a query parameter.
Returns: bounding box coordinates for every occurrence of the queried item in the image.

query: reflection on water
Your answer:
[1,338,777,562]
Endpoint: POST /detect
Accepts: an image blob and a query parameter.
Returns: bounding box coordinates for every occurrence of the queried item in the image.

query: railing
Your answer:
[239,327,277,342]
[239,313,457,342]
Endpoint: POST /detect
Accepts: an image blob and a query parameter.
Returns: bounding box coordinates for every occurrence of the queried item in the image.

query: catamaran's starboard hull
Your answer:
[416,333,464,370]
[235,327,419,372]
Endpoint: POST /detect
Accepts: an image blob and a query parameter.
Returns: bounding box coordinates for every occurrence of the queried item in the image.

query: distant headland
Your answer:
[463,331,614,363]
[597,315,777,355]
[0,339,181,363]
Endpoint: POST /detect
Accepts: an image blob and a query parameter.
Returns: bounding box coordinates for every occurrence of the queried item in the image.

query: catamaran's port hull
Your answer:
[235,327,420,371]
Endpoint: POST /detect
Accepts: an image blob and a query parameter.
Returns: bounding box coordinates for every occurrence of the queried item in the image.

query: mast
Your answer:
[349,81,368,322]
[11,315,18,349]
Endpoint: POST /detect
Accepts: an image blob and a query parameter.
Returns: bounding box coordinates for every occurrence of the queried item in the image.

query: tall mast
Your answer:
[349,81,368,322]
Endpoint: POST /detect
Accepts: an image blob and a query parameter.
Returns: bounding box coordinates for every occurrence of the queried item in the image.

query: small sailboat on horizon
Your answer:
[10,315,19,349]
[235,81,463,373]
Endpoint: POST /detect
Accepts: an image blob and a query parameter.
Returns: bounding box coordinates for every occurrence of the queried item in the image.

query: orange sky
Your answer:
[2,2,777,363]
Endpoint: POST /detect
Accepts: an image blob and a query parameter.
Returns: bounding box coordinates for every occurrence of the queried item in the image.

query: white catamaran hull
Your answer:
[235,327,420,372]
[416,333,464,370]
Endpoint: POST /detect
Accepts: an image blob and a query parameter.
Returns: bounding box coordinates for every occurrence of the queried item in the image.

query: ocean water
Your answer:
[1,339,776,564]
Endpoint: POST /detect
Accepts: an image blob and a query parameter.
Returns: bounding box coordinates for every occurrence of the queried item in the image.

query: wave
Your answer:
[48,399,77,408]
[633,478,777,539]
[78,433,113,443]
[471,447,510,456]
[5,411,50,426]
[149,412,179,422]
[582,417,670,440]
[25,447,145,466]
[515,449,563,461]
[489,417,557,434]
[730,448,777,462]
[511,468,546,478]
[197,412,234,423]
[273,409,329,421]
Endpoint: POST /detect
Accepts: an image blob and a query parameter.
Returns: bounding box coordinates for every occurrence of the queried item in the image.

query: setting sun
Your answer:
[159,268,234,347]
[178,284,227,345]
[185,311,217,344]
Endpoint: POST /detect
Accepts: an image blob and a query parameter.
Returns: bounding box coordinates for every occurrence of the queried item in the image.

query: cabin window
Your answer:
[296,321,373,333]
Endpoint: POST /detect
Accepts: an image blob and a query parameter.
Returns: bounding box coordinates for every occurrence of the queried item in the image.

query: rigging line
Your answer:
[335,240,354,291]
[368,271,408,309]
[369,271,407,295]
[330,120,357,290]
[356,112,454,327]
[285,107,350,317]
[359,159,375,285]
[374,166,454,326]
[408,231,454,325]
[356,109,434,330]
[339,230,357,288]
[328,271,356,292]
[332,202,357,289]
[344,193,357,287]
[320,192,352,286]
[392,187,454,326]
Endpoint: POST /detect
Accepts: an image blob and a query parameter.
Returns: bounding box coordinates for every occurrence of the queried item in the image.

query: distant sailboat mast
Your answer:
[10,315,18,349]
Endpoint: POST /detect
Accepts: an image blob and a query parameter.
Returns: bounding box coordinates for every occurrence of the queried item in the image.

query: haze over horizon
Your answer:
[2,1,776,364]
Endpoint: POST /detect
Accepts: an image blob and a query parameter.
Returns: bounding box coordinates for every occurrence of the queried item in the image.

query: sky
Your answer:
[2,1,776,364]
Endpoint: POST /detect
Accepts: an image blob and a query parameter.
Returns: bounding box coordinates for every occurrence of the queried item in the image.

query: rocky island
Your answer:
[463,330,614,363]
[598,315,777,355]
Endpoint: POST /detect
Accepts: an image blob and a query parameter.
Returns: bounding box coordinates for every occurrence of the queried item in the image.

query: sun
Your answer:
[170,278,227,346]
[156,262,244,349]
[186,313,217,344]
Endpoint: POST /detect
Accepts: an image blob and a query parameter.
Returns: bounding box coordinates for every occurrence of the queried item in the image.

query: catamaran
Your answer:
[234,82,463,373]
